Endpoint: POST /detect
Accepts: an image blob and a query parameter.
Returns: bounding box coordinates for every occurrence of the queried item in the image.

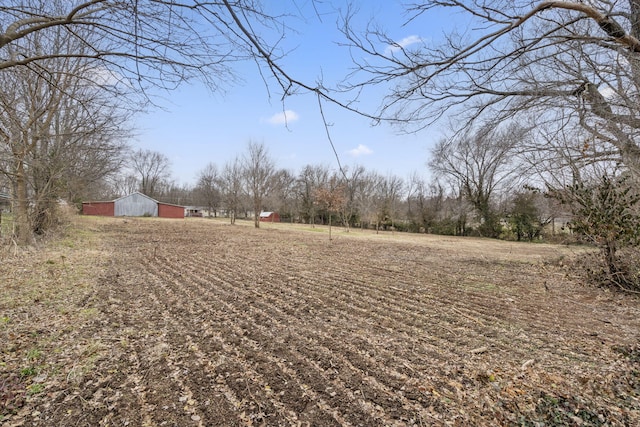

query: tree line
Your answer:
[98,140,558,243]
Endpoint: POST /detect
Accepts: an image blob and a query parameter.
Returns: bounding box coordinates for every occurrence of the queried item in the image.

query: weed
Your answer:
[26,384,44,395]
[20,367,37,377]
[26,348,42,361]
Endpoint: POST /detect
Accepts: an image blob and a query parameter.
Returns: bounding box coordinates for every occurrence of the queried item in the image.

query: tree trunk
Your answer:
[604,240,619,278]
[14,157,31,245]
[253,199,260,228]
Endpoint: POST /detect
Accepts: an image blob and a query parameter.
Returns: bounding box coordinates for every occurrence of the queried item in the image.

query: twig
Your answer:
[438,324,458,336]
[469,346,488,354]
[451,307,485,326]
[402,361,416,372]
[521,359,535,370]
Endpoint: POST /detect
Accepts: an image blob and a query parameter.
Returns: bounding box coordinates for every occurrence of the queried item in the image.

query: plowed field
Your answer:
[1,217,639,426]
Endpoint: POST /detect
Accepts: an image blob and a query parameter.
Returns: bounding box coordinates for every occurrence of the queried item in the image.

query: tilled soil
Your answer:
[1,218,639,426]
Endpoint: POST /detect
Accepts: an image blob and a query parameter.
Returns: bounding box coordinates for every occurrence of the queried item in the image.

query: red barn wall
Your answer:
[82,202,115,216]
[260,213,280,222]
[158,203,184,218]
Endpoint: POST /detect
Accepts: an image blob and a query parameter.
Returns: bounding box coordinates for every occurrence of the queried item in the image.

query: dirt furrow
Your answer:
[138,286,244,426]
[141,251,450,424]
[135,265,299,425]
[183,254,468,357]
[143,252,473,424]
[137,253,375,424]
[140,255,396,425]
[68,252,249,426]
[156,249,526,390]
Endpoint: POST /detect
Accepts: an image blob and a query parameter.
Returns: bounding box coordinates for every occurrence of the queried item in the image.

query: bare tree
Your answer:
[110,174,140,199]
[195,162,221,217]
[1,0,357,118]
[353,170,380,230]
[372,173,404,233]
[429,124,525,237]
[406,173,446,233]
[337,165,366,230]
[0,23,131,242]
[268,168,297,222]
[1,1,265,89]
[219,156,244,225]
[0,0,349,244]
[341,1,640,174]
[129,149,172,199]
[242,142,275,228]
[161,181,191,206]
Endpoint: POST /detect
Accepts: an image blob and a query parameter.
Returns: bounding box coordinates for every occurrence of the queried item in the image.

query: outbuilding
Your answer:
[82,192,184,218]
[259,211,280,222]
[185,207,204,217]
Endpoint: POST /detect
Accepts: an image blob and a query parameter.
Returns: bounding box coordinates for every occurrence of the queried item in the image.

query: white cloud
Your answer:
[385,35,422,55]
[264,110,299,125]
[347,144,373,157]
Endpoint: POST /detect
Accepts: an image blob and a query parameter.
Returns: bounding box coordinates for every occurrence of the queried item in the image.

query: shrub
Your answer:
[550,174,640,293]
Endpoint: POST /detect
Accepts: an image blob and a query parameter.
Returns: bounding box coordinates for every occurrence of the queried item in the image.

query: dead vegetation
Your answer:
[1,217,639,426]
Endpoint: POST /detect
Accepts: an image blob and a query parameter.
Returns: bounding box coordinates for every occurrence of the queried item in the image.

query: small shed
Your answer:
[259,211,280,222]
[82,192,184,218]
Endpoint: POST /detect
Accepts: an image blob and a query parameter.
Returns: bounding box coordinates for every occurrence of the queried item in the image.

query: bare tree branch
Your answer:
[341,1,640,175]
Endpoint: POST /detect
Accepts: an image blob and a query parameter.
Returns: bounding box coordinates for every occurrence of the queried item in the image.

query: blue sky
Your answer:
[134,1,452,186]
